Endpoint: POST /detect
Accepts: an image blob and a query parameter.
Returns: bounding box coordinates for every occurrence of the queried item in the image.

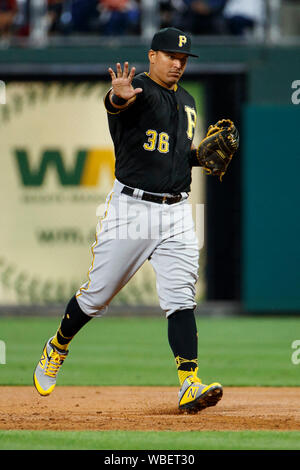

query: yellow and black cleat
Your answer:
[178,376,223,414]
[33,337,68,396]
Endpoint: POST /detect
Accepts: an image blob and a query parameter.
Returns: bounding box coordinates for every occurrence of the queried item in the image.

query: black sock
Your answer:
[168,308,198,371]
[56,295,92,345]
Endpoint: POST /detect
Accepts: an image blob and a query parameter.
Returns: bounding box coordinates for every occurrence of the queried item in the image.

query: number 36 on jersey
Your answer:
[143,105,197,154]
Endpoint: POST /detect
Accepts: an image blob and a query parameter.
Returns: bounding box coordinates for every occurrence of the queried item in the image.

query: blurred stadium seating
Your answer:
[0,0,300,45]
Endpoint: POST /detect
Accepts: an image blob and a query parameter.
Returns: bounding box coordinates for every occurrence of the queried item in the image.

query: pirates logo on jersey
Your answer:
[184,105,197,140]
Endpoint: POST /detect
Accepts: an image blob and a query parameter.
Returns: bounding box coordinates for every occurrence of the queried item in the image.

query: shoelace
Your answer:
[189,375,202,384]
[188,368,202,384]
[45,350,66,378]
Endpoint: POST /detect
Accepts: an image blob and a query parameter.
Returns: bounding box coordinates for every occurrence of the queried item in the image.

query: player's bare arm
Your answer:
[108,62,143,109]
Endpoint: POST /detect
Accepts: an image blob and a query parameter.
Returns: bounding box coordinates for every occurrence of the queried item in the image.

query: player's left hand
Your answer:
[196,119,239,181]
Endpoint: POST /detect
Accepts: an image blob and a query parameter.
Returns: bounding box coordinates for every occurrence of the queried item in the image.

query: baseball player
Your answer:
[34,27,239,413]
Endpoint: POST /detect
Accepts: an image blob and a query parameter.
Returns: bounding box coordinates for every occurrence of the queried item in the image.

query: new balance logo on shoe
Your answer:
[39,351,46,368]
[187,386,197,399]
[178,377,223,413]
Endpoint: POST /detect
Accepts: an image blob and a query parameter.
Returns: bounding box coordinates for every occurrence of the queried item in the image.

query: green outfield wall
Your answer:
[243,104,300,312]
[1,42,299,104]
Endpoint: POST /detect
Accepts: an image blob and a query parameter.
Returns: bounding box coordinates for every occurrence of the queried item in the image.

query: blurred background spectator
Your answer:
[48,0,140,35]
[0,0,18,38]
[98,0,140,35]
[47,0,64,33]
[159,0,173,29]
[69,0,99,33]
[171,0,228,35]
[223,0,266,36]
[2,0,300,41]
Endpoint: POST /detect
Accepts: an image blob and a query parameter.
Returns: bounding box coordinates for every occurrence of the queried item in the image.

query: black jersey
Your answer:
[104,72,198,194]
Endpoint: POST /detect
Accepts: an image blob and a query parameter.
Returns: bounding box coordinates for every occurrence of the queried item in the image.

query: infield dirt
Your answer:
[0,386,300,431]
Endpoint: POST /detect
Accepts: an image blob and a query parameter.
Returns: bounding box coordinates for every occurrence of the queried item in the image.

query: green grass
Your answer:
[0,315,300,450]
[0,316,299,386]
[1,429,300,450]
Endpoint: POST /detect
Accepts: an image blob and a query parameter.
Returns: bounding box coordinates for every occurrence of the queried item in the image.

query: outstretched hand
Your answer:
[108,62,143,101]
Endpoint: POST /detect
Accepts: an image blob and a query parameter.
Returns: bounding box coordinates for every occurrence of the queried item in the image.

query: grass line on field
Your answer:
[0,316,300,386]
[1,429,300,450]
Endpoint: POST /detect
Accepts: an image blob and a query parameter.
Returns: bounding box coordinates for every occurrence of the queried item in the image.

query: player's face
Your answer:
[148,51,188,89]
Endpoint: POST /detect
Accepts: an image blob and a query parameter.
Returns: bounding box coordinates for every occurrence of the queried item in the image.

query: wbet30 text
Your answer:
[104,453,195,467]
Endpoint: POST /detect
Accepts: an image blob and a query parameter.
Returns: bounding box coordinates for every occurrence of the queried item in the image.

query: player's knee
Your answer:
[164,303,197,318]
[75,279,120,317]
[75,293,111,318]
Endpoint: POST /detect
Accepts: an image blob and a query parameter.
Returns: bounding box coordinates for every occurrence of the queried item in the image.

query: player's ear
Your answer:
[148,50,156,64]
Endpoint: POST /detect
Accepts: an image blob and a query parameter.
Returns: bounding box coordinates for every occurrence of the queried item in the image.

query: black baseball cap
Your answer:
[150,27,198,58]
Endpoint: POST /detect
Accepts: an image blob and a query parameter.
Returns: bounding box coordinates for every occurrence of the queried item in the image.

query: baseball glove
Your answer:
[196,119,239,181]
